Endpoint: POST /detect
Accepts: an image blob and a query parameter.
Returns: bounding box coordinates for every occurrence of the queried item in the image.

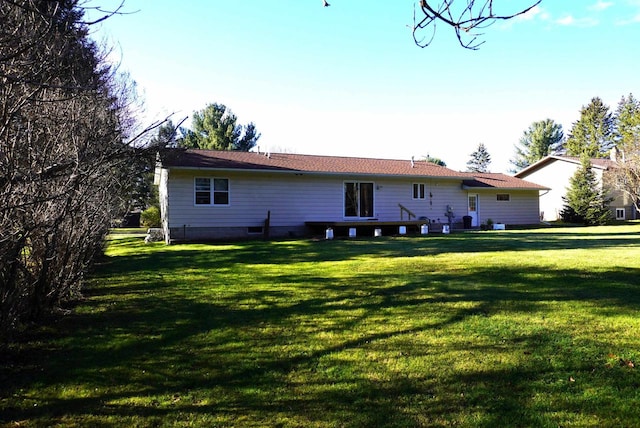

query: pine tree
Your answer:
[466,143,491,172]
[423,155,447,166]
[560,154,612,225]
[178,103,260,151]
[510,119,564,172]
[614,93,640,153]
[564,97,614,158]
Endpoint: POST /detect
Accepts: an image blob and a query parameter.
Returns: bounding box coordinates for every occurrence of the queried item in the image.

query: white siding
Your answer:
[167,170,343,228]
[518,159,604,221]
[162,169,541,239]
[166,171,477,228]
[477,191,540,225]
[371,178,469,223]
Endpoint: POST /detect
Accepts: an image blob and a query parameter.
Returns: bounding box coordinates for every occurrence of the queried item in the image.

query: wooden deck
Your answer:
[305,220,438,237]
[306,220,430,228]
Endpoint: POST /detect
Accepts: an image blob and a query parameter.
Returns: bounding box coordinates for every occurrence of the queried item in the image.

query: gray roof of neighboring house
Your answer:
[514,155,616,178]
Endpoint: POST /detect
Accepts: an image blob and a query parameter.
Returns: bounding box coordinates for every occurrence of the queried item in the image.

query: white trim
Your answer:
[412,183,426,200]
[194,176,230,207]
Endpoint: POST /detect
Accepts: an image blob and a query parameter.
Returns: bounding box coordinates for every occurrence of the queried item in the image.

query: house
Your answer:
[514,155,638,222]
[155,149,548,243]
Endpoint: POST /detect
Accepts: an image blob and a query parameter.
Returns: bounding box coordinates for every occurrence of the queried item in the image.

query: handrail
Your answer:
[398,203,416,220]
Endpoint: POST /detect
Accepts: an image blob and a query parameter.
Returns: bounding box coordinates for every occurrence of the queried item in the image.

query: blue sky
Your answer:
[88,1,640,172]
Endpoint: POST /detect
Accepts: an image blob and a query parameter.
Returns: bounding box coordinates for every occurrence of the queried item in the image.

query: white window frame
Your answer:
[413,183,426,200]
[194,177,230,206]
[496,193,511,202]
[616,208,626,220]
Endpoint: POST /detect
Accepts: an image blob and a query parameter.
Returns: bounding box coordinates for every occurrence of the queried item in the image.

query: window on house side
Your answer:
[616,208,625,220]
[496,194,510,201]
[195,177,229,205]
[413,183,425,199]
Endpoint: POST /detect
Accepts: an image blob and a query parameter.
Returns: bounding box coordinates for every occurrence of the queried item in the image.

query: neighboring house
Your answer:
[155,149,548,242]
[514,155,637,222]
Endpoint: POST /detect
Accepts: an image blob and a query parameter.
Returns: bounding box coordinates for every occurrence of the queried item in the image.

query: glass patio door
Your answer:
[344,182,374,218]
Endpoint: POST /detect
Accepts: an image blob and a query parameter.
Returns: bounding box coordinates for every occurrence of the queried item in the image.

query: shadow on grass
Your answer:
[3,229,640,426]
[100,226,640,277]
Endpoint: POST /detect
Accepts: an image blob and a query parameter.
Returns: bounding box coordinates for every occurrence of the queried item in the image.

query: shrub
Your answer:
[141,206,161,228]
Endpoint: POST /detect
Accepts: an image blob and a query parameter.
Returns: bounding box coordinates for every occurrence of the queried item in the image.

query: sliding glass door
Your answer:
[344,182,374,218]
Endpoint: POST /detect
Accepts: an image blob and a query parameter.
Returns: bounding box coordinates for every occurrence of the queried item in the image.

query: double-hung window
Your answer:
[195,177,229,205]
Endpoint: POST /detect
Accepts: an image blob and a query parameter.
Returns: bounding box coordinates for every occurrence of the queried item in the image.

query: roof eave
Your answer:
[462,185,550,191]
[161,165,466,180]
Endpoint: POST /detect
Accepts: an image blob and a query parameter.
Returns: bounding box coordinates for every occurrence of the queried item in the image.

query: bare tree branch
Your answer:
[413,0,542,50]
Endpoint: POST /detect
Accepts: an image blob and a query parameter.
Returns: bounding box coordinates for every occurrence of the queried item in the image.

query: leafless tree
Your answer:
[0,0,164,335]
[324,1,541,50]
[611,153,640,216]
[413,0,542,49]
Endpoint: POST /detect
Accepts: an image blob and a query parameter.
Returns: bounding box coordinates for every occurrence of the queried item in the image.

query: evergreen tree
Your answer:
[178,103,260,151]
[560,154,612,225]
[614,93,640,153]
[564,97,614,158]
[423,155,447,166]
[466,143,491,172]
[152,120,178,148]
[510,119,564,172]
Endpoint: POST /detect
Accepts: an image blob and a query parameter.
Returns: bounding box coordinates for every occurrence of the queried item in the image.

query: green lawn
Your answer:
[2,225,640,427]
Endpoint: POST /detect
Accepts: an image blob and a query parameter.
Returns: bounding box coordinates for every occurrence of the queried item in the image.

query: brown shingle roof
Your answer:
[462,173,549,190]
[160,149,547,190]
[161,149,466,177]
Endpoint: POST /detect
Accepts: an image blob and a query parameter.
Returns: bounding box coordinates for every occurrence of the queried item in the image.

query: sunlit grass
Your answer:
[2,225,640,426]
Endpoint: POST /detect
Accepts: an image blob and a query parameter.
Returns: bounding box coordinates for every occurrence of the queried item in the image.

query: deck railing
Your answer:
[398,203,416,220]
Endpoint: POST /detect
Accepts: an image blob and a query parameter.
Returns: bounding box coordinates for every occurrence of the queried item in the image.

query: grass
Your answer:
[2,225,640,427]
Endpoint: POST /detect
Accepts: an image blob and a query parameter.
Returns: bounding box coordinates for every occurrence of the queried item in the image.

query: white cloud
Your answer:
[556,15,575,25]
[616,13,640,24]
[501,5,550,29]
[589,1,614,11]
[516,5,546,21]
[556,15,599,27]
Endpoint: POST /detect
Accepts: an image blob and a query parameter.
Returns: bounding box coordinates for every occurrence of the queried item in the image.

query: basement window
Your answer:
[247,226,264,234]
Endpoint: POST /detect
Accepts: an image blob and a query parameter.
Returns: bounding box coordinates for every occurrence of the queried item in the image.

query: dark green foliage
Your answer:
[560,154,612,225]
[614,93,640,153]
[564,97,614,158]
[140,206,161,228]
[151,119,178,148]
[178,103,260,151]
[510,119,564,172]
[466,142,491,172]
[423,155,447,166]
